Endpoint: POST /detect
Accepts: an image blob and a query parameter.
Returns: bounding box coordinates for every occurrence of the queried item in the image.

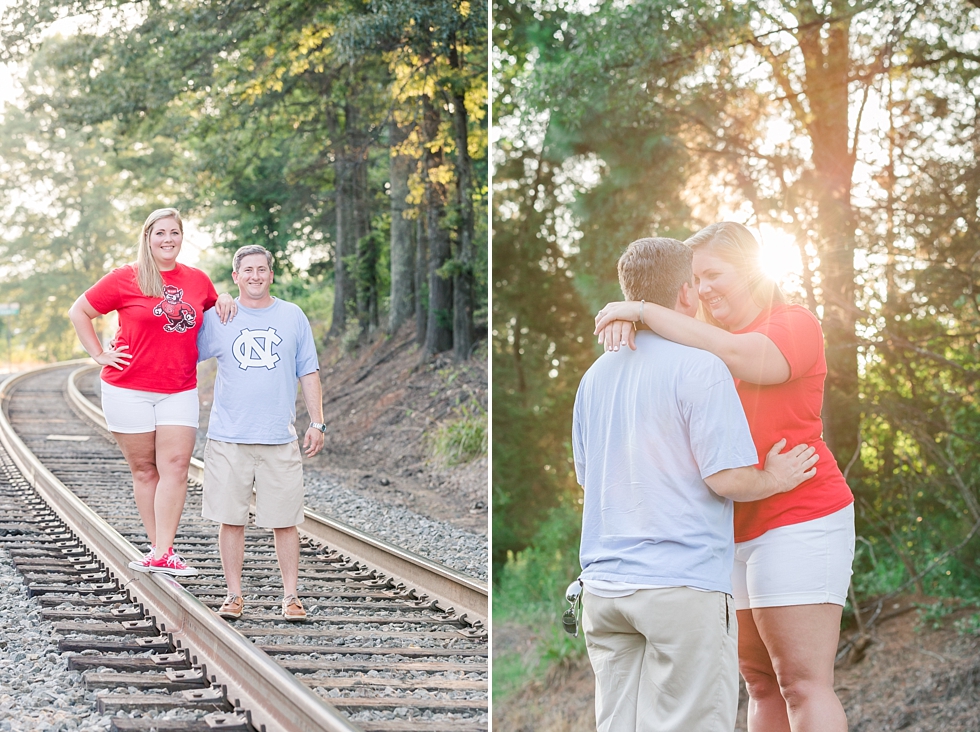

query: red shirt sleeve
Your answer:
[759,305,823,380]
[85,266,134,315]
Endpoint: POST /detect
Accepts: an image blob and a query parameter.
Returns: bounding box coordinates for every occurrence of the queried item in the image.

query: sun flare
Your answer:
[756,224,804,294]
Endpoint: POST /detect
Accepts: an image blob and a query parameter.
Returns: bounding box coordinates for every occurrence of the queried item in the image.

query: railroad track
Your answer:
[0,362,488,732]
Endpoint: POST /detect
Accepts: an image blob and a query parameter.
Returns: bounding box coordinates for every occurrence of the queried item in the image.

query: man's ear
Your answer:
[677,281,695,310]
[232,271,239,285]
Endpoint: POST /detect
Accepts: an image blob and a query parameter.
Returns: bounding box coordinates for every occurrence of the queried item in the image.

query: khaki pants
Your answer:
[582,587,738,732]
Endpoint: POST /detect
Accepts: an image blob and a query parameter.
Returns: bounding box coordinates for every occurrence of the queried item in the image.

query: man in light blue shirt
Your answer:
[572,237,817,732]
[197,244,325,622]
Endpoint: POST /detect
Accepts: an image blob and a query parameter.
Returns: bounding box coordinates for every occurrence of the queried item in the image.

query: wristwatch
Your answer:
[309,422,327,434]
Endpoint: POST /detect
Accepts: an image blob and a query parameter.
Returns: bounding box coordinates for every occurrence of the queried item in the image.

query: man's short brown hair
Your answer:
[233,244,274,273]
[617,237,693,308]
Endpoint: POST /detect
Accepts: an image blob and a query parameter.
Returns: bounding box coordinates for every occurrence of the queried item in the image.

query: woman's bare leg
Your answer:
[741,604,846,732]
[113,431,159,546]
[152,425,197,554]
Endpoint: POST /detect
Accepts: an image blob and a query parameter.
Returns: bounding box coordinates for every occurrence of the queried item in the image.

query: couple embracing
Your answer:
[572,223,855,731]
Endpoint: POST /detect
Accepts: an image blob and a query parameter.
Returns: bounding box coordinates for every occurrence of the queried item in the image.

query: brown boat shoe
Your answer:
[217,594,244,620]
[282,594,307,621]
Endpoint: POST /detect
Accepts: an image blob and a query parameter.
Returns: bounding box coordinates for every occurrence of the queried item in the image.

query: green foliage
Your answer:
[953,613,980,636]
[916,600,956,632]
[495,501,582,620]
[430,404,486,466]
[273,272,335,341]
[490,647,531,703]
[492,623,588,703]
[493,501,587,700]
[849,538,909,602]
[0,0,488,360]
[0,47,138,359]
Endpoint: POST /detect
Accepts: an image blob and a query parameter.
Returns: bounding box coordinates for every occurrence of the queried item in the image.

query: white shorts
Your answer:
[732,504,855,610]
[100,380,200,433]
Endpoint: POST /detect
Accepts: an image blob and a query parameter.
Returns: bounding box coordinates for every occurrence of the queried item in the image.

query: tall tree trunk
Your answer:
[422,95,453,357]
[450,46,475,361]
[761,3,860,465]
[388,118,415,334]
[330,152,354,337]
[415,212,427,346]
[356,230,379,334]
[353,149,376,334]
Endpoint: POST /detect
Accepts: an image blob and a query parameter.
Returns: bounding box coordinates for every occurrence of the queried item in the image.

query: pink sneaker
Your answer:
[148,547,198,577]
[128,545,155,573]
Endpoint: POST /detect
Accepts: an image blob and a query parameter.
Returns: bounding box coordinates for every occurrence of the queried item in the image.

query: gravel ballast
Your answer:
[303,471,489,582]
[0,546,106,731]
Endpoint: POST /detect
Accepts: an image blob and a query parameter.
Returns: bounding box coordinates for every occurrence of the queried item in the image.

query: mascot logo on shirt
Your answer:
[232,328,281,370]
[153,285,197,333]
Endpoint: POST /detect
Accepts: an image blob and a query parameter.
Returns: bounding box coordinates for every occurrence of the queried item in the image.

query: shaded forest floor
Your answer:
[196,322,489,535]
[493,594,980,731]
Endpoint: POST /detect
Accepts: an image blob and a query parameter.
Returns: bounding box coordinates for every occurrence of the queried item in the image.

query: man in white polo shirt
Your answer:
[197,244,325,622]
[572,237,817,731]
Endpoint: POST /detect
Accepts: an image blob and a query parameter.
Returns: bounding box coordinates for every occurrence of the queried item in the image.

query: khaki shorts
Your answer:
[202,439,305,528]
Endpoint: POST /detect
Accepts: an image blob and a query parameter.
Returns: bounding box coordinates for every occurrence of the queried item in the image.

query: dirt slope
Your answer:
[197,322,488,535]
[493,596,980,731]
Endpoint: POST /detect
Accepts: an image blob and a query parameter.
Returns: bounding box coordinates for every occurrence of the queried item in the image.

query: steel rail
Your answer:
[68,363,488,626]
[2,362,361,732]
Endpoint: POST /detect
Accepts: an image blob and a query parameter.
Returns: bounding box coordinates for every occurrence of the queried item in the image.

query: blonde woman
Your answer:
[69,208,235,577]
[594,222,854,732]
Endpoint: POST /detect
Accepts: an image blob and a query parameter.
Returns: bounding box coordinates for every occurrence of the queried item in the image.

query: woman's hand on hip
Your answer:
[94,345,132,371]
[215,293,238,324]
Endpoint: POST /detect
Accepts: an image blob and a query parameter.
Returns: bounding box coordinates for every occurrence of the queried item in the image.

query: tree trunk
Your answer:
[415,212,427,346]
[789,4,860,465]
[450,47,475,361]
[330,153,354,337]
[356,229,379,334]
[422,95,453,357]
[388,118,415,334]
[353,150,376,334]
[357,151,377,330]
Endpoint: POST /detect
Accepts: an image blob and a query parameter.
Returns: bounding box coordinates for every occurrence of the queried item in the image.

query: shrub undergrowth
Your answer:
[431,404,487,466]
[493,501,587,701]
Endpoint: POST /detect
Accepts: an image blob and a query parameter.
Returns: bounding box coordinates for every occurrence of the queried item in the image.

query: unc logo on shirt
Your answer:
[232,328,281,370]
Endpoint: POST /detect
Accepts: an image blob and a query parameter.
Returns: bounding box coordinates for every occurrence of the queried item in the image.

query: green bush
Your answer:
[431,404,487,466]
[493,502,587,701]
[495,502,581,612]
[953,613,980,636]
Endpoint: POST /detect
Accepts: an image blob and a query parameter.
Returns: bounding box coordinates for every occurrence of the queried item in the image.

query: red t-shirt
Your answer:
[731,303,854,542]
[85,263,218,393]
